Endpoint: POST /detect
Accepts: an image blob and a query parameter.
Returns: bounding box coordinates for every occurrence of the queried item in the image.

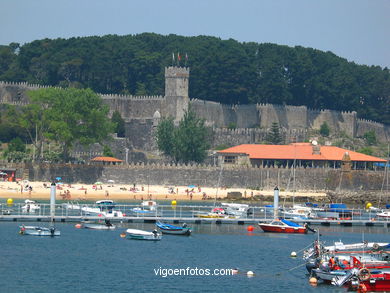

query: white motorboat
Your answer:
[19,225,60,236]
[81,200,125,218]
[377,210,390,218]
[132,201,158,216]
[221,203,251,217]
[282,204,318,219]
[126,228,162,241]
[21,199,40,214]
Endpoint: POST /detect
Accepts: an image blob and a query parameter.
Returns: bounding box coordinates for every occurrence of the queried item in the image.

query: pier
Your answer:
[1,203,390,227]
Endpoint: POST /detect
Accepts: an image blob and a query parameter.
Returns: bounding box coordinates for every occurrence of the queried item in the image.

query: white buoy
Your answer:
[290,251,297,257]
[247,271,254,277]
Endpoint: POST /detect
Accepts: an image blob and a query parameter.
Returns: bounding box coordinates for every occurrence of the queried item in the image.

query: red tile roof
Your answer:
[91,156,123,162]
[218,143,386,162]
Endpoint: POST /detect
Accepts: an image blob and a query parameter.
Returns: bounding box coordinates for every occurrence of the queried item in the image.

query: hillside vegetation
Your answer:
[0,33,389,124]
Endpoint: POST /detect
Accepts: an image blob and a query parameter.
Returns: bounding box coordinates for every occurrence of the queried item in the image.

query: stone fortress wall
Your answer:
[0,65,389,161]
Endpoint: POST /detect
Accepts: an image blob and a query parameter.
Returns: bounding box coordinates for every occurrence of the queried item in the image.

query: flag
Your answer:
[185,53,188,61]
[177,53,181,61]
[172,52,175,62]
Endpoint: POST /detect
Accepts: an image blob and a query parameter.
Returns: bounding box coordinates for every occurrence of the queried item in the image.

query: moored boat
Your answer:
[259,219,308,234]
[81,200,125,218]
[19,225,60,236]
[126,228,162,241]
[156,221,191,235]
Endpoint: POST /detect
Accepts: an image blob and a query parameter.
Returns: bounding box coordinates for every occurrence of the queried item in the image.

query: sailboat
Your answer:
[258,187,309,234]
[19,182,60,236]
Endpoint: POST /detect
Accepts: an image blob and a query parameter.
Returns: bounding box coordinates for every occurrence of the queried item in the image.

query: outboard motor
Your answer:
[50,227,55,237]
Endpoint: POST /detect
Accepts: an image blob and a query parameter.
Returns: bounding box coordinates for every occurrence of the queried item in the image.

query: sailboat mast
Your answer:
[273,186,279,219]
[50,182,56,223]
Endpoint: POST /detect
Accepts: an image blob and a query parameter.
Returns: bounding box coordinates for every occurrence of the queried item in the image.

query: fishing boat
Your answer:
[81,200,125,218]
[259,218,308,234]
[126,228,162,241]
[156,221,191,235]
[21,199,40,213]
[19,225,60,236]
[332,267,390,292]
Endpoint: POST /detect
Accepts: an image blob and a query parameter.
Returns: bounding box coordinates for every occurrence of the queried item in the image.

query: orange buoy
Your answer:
[120,232,126,238]
[247,225,254,232]
[75,224,82,229]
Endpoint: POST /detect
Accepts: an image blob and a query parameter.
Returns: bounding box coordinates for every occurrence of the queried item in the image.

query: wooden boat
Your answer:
[156,222,191,235]
[126,228,162,241]
[19,225,60,236]
[259,219,308,234]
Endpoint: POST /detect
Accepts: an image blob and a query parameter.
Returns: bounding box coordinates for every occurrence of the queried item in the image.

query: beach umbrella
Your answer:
[94,181,103,185]
[55,177,62,181]
[107,180,115,184]
[188,185,196,188]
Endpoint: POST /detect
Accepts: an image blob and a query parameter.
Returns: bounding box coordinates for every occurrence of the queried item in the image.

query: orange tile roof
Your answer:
[91,156,123,162]
[218,143,386,162]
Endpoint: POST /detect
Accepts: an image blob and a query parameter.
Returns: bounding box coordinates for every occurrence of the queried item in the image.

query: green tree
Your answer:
[19,87,114,161]
[103,145,114,157]
[363,131,377,145]
[111,110,125,137]
[156,116,175,158]
[320,121,330,137]
[156,111,210,163]
[357,147,373,156]
[174,110,210,163]
[266,122,283,144]
[7,137,26,152]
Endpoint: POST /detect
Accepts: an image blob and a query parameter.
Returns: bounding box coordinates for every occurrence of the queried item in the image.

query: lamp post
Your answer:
[125,148,129,165]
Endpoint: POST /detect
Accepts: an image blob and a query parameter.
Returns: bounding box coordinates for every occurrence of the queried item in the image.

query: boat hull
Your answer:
[259,223,307,234]
[126,229,162,241]
[19,226,60,236]
[159,228,191,235]
[83,223,116,230]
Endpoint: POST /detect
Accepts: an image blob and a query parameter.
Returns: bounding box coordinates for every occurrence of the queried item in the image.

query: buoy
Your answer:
[247,271,254,277]
[290,251,297,257]
[75,224,82,229]
[366,202,372,209]
[309,277,318,286]
[7,198,13,206]
[120,232,126,238]
[247,225,254,232]
[171,200,177,205]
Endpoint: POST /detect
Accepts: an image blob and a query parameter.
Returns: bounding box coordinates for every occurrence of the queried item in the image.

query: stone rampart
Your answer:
[27,163,387,193]
[357,119,390,141]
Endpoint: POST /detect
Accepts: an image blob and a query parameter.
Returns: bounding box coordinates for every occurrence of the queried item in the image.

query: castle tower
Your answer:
[164,66,190,123]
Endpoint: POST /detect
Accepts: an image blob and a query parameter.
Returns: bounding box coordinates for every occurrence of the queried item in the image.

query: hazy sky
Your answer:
[1,0,389,68]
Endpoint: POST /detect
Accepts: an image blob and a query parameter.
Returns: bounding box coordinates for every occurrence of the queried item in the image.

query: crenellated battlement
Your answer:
[100,93,164,100]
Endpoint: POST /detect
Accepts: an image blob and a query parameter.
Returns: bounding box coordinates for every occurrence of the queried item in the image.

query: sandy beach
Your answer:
[0,180,327,202]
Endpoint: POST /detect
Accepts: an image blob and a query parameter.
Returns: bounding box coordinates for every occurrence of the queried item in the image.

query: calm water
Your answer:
[0,222,389,293]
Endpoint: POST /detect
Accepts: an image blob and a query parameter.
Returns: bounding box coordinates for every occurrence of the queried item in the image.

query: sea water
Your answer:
[0,222,388,293]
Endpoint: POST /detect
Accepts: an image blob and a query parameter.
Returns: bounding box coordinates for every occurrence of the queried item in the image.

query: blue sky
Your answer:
[1,0,389,68]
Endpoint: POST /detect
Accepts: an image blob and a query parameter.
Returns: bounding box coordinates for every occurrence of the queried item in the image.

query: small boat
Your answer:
[19,225,60,236]
[156,222,191,235]
[132,201,158,216]
[81,200,125,218]
[221,203,251,217]
[333,267,390,291]
[82,219,116,230]
[259,219,308,234]
[21,199,40,214]
[126,228,162,241]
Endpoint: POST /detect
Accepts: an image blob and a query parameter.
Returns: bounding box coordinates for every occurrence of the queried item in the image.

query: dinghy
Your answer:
[19,225,60,236]
[126,228,162,241]
[156,222,191,235]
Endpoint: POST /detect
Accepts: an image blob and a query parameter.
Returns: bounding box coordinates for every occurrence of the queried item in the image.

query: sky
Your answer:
[0,0,389,68]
